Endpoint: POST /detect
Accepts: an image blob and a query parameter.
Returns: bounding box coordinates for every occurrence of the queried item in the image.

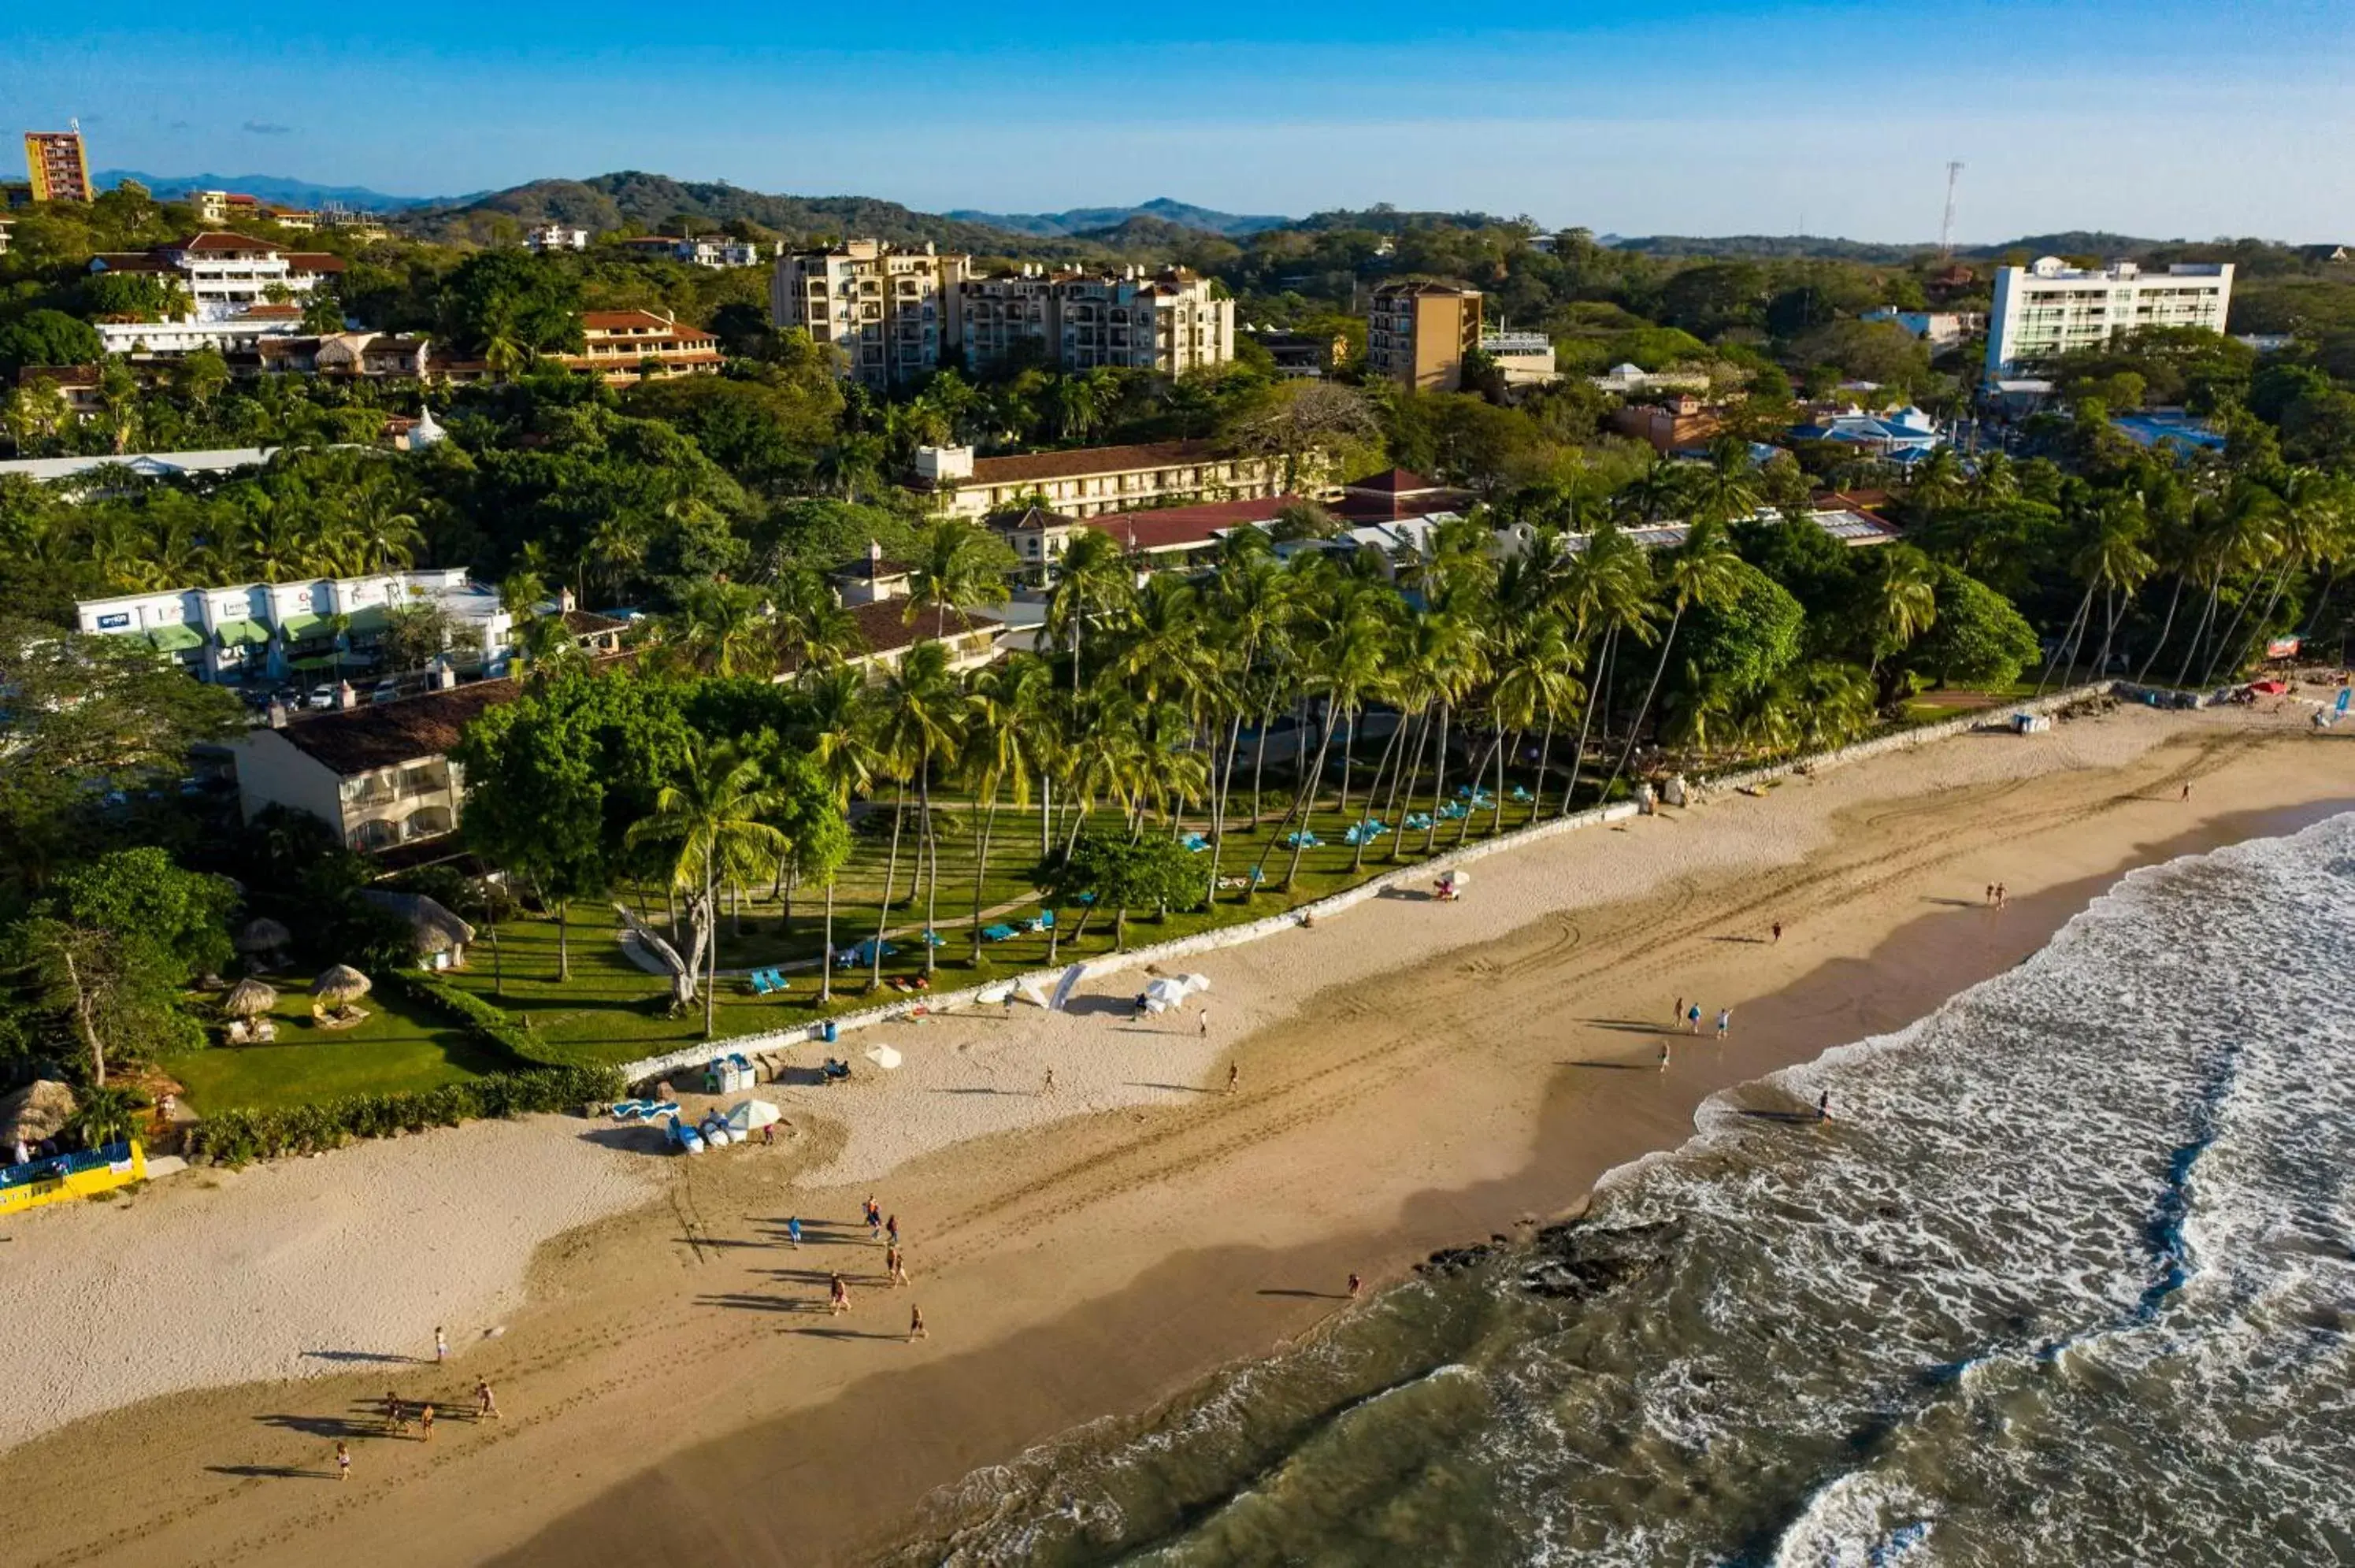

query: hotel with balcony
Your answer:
[770,239,968,388]
[86,232,345,357]
[1985,257,2234,378]
[960,265,1233,376]
[912,439,1287,522]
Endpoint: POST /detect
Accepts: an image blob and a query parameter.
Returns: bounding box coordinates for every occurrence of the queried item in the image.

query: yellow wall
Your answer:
[0,1141,146,1216]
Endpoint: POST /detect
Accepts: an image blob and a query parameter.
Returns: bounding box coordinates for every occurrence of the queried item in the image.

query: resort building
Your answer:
[90,232,344,317]
[15,364,104,417]
[191,191,312,229]
[254,330,434,378]
[0,445,276,488]
[912,439,1288,522]
[524,223,589,253]
[1480,330,1559,387]
[1365,280,1482,392]
[818,544,1003,674]
[771,239,969,389]
[229,677,514,854]
[993,493,1307,572]
[24,129,91,203]
[1985,258,2234,377]
[554,309,725,385]
[959,265,1233,377]
[1248,328,1351,378]
[1610,394,1726,454]
[73,568,532,688]
[1860,307,1986,348]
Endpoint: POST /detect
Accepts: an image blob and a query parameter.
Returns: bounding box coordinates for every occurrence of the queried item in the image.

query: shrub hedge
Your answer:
[392,970,604,1070]
[185,1064,624,1166]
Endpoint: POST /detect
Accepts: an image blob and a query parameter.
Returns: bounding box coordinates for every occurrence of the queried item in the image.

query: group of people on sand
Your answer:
[818,1195,926,1340]
[1983,882,2008,907]
[1663,996,1734,1066]
[332,1333,503,1481]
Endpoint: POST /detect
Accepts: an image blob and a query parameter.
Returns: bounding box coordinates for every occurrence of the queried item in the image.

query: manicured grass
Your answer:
[433,792,1551,1066]
[171,976,506,1112]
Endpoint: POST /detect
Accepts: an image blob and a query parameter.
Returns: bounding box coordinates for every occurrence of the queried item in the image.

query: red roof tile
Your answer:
[965,439,1233,487]
[1085,495,1303,552]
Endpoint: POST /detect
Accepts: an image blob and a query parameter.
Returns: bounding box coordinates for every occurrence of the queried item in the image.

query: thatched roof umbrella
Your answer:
[311,965,373,1005]
[359,891,476,958]
[0,1080,78,1149]
[236,917,292,957]
[223,978,279,1018]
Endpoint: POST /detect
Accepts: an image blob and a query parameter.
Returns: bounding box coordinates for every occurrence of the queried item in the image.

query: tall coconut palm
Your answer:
[963,654,1051,962]
[625,741,788,1038]
[1042,527,1134,696]
[868,642,967,980]
[1864,545,1940,705]
[797,667,877,1002]
[666,579,770,678]
[905,517,1011,643]
[2079,496,2157,684]
[2172,482,2279,689]
[1553,521,1653,817]
[1605,520,1743,797]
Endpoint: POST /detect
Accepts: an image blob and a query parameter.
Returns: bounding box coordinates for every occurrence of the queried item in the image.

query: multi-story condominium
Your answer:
[958,265,1233,376]
[771,239,969,389]
[96,303,308,359]
[913,439,1287,521]
[193,191,311,228]
[524,223,589,253]
[1366,280,1482,392]
[1985,258,2234,377]
[88,232,345,320]
[24,129,92,203]
[555,309,725,385]
[680,236,775,269]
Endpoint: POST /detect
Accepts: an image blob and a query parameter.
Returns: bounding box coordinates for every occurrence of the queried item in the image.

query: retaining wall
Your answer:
[617,682,2118,1088]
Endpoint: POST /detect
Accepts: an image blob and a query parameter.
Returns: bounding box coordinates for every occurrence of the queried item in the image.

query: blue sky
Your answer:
[9,2,2350,239]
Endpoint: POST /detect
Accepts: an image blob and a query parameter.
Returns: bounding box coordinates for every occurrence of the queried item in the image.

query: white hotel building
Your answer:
[1984,257,2234,378]
[87,232,346,358]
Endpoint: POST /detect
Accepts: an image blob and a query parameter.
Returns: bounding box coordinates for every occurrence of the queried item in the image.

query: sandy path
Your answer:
[0,1116,656,1451]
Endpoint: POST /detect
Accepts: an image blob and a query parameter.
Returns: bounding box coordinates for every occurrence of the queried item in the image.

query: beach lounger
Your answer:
[745,970,773,995]
[982,923,1018,942]
[1035,909,1055,928]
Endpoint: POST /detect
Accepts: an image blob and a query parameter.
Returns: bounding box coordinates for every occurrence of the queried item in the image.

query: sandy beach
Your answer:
[4,701,2347,1568]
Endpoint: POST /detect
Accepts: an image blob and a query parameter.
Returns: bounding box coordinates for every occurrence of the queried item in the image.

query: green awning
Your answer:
[213,618,269,647]
[146,624,205,653]
[276,613,326,640]
[285,654,343,672]
[342,605,391,636]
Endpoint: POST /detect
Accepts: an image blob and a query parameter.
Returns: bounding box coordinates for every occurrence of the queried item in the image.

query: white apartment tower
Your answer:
[771,239,969,388]
[1985,257,2234,378]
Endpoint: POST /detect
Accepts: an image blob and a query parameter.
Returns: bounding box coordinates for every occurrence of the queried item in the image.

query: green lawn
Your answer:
[432,792,1549,1066]
[171,974,506,1112]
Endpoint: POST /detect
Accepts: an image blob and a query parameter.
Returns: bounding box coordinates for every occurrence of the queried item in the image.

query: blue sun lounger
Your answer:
[982,922,1018,942]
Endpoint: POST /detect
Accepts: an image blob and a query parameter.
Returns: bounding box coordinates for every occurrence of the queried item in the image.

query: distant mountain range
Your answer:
[947,197,1293,239]
[95,170,458,211]
[1604,230,2175,262]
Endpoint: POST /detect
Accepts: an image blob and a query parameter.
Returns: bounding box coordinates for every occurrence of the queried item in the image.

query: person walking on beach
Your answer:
[1226,1062,1241,1095]
[384,1391,407,1434]
[885,1244,904,1284]
[336,1440,350,1482]
[786,1215,803,1249]
[1996,882,2008,908]
[1984,884,1994,906]
[1716,1008,1731,1040]
[886,1214,899,1248]
[1199,1007,1211,1039]
[1818,1091,1832,1122]
[908,1305,927,1341]
[865,1197,883,1241]
[2182,782,2192,803]
[1043,1066,1056,1095]
[434,1325,447,1364]
[892,1249,911,1287]
[1348,1273,1363,1299]
[1674,995,1684,1027]
[1658,1041,1671,1072]
[1771,921,1782,944]
[419,1403,435,1443]
[1686,1004,1702,1035]
[476,1380,499,1420]
[762,1121,775,1147]
[830,1273,851,1314]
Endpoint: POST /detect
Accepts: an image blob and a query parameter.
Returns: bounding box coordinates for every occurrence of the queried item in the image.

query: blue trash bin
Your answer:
[820,1021,839,1044]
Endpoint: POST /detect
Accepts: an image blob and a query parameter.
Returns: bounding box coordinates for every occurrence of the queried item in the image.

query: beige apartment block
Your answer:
[1366,280,1482,392]
[959,265,1233,377]
[772,239,969,388]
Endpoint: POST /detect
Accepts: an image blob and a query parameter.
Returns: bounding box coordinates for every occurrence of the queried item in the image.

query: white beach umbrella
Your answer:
[1176,973,1211,995]
[864,1043,903,1070]
[725,1099,781,1135]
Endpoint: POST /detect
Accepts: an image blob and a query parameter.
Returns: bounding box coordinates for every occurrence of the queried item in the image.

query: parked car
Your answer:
[369,680,400,704]
[307,684,338,710]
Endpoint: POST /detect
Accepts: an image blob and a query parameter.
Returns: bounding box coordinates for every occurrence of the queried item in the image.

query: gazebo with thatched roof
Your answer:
[221,978,280,1043]
[358,891,476,971]
[2,1080,78,1158]
[310,965,373,1029]
[236,917,292,966]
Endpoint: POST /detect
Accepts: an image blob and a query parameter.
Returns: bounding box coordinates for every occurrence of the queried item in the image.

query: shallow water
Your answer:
[877,813,2355,1566]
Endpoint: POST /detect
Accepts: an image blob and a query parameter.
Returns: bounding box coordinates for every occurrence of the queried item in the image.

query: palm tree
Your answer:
[666,580,770,678]
[1484,613,1580,840]
[963,655,1051,962]
[905,517,1011,643]
[798,667,877,1003]
[1605,520,1742,797]
[513,612,583,686]
[1863,545,1940,706]
[625,742,788,1038]
[1042,527,1135,697]
[2079,497,2157,684]
[2172,482,2279,689]
[1553,522,1652,817]
[1264,596,1388,889]
[868,643,968,981]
